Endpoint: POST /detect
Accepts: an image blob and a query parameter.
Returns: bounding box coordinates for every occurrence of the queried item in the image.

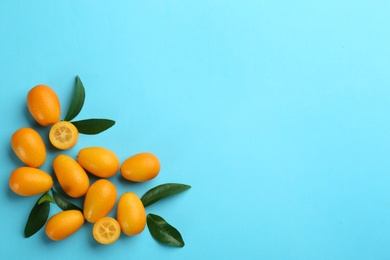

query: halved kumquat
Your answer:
[49,121,78,150]
[93,217,121,245]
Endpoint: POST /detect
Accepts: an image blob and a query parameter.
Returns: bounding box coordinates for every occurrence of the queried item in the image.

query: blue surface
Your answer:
[1,1,390,259]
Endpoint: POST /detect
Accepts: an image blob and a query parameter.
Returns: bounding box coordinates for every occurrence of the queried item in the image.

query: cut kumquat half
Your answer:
[93,217,121,245]
[49,121,78,150]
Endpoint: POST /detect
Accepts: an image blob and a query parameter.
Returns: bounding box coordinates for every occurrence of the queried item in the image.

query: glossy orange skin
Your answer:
[120,152,160,182]
[45,210,84,241]
[9,167,53,196]
[53,154,89,198]
[11,127,46,168]
[83,179,117,223]
[27,84,60,126]
[77,147,119,178]
[117,192,146,236]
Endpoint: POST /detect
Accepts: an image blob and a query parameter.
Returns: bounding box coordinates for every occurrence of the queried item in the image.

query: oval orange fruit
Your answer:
[45,210,84,241]
[53,154,89,198]
[9,167,53,196]
[117,192,146,236]
[84,179,117,223]
[77,147,119,178]
[11,127,46,168]
[49,121,78,150]
[27,84,60,126]
[120,152,160,182]
[92,217,121,245]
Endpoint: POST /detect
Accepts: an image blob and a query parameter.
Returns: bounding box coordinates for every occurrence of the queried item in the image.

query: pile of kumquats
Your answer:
[9,76,190,247]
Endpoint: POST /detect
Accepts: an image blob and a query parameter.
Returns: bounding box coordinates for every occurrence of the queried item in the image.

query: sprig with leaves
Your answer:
[141,183,191,247]
[64,76,115,134]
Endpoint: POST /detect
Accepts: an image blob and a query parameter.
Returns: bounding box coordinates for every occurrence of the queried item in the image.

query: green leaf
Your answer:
[64,75,86,121]
[52,189,83,212]
[141,183,191,207]
[37,192,55,205]
[147,214,185,247]
[71,118,115,135]
[24,193,51,238]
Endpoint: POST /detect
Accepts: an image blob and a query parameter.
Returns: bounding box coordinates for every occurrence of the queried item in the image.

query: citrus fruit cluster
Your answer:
[8,77,189,246]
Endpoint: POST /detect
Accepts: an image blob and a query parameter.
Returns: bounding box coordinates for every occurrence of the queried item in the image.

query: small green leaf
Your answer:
[24,193,51,238]
[52,189,83,212]
[37,192,55,205]
[71,118,115,135]
[64,75,86,121]
[147,214,185,247]
[141,183,191,207]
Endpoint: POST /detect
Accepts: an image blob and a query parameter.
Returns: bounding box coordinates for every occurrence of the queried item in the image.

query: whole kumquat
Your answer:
[45,210,84,241]
[11,127,46,168]
[53,154,89,198]
[27,84,60,126]
[120,152,160,182]
[9,167,53,196]
[83,179,117,223]
[77,147,119,178]
[117,192,146,236]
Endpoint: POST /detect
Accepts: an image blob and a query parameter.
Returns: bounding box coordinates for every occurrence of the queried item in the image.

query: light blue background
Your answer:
[1,1,390,259]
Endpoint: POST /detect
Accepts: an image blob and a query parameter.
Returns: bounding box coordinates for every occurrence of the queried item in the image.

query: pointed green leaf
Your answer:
[64,75,86,121]
[52,189,83,212]
[147,214,185,247]
[37,192,55,205]
[141,183,191,207]
[24,193,51,238]
[71,118,115,135]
